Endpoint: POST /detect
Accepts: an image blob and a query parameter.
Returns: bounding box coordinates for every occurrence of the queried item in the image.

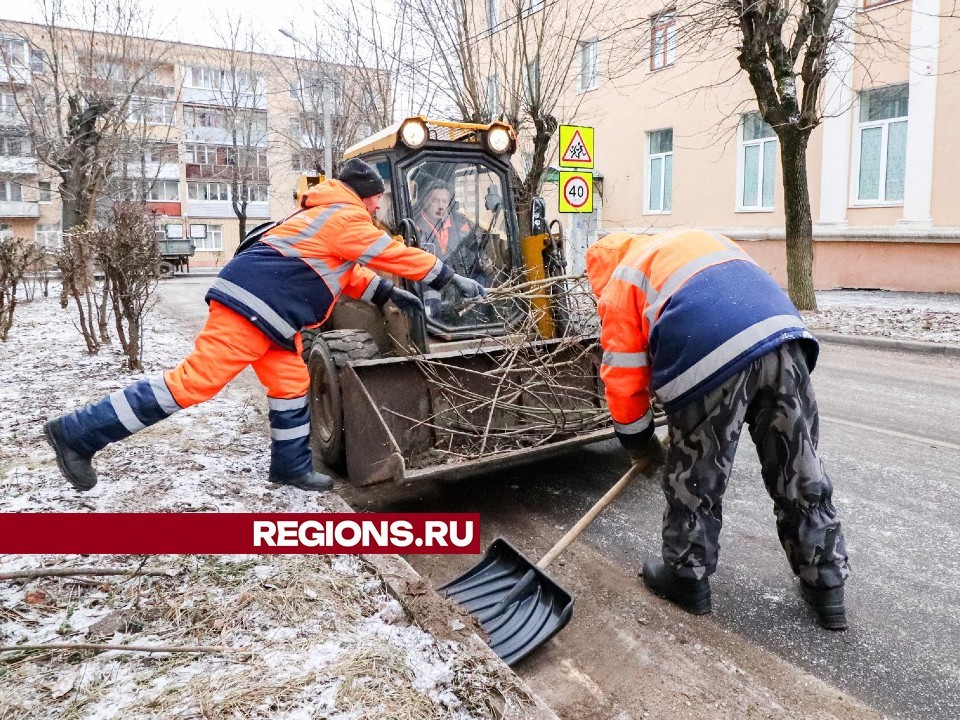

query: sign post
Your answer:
[558,125,595,214]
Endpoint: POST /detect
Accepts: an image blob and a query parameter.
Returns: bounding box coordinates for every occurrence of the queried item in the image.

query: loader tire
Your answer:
[307,330,379,469]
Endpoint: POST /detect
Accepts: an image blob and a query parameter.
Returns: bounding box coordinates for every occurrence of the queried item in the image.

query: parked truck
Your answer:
[156,236,194,279]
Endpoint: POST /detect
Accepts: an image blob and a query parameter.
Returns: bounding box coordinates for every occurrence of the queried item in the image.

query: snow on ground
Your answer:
[0,289,515,720]
[804,290,960,345]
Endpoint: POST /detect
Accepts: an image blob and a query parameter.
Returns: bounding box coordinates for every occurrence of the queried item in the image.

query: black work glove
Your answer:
[450,273,487,298]
[387,286,424,313]
[627,435,667,475]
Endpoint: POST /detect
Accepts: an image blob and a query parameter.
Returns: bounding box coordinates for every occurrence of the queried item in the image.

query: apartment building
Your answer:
[0,20,385,266]
[487,0,960,292]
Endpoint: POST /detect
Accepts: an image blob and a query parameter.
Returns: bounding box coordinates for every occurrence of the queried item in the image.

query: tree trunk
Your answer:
[778,129,817,312]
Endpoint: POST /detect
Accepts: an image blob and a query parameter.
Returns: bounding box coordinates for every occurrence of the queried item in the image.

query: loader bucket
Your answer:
[438,538,573,665]
[339,336,610,486]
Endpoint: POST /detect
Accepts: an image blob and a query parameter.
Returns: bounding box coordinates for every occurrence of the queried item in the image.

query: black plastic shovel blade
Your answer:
[438,537,574,665]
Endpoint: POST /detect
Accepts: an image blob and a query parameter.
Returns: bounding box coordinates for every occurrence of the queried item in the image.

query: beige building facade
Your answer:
[505,0,960,291]
[0,20,383,267]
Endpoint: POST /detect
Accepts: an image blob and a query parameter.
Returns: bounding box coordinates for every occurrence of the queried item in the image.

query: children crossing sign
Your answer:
[559,171,593,213]
[559,125,594,169]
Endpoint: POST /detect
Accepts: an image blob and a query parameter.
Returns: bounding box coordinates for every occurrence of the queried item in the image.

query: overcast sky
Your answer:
[0,0,308,54]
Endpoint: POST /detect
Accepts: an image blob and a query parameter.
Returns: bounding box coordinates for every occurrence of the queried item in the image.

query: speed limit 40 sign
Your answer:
[559,170,593,213]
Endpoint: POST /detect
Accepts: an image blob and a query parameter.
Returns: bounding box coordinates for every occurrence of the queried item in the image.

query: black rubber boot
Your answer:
[642,557,712,615]
[801,582,847,630]
[43,418,98,491]
[269,470,333,492]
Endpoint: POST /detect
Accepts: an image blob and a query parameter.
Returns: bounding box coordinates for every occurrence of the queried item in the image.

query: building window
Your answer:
[292,150,324,173]
[146,180,180,202]
[486,75,500,118]
[0,36,29,68]
[1,180,22,202]
[184,105,225,129]
[650,11,677,71]
[578,40,600,92]
[0,91,17,118]
[246,185,269,202]
[39,182,51,202]
[194,224,223,251]
[35,223,61,250]
[738,113,777,211]
[486,0,500,30]
[0,224,12,240]
[128,97,174,126]
[0,136,27,156]
[855,84,908,204]
[646,129,673,213]
[186,66,226,90]
[187,181,230,201]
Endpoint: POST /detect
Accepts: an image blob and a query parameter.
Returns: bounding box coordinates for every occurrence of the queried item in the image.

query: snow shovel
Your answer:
[439,456,657,665]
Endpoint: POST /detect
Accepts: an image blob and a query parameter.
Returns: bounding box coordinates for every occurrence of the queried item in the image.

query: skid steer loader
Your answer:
[303,117,612,486]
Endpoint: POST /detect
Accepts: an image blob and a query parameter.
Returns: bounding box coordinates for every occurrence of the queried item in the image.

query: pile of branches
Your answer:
[398,274,610,464]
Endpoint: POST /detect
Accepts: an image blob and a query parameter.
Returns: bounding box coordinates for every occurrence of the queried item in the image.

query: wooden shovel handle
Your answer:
[536,456,657,570]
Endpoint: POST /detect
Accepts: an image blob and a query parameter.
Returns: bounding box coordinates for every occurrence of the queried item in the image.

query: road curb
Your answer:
[814,331,960,358]
[322,493,560,720]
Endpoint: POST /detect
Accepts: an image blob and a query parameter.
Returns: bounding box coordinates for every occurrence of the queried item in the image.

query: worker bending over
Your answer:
[45,158,485,493]
[586,229,850,630]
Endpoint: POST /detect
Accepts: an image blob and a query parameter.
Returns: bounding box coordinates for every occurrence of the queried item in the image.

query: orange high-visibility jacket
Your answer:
[586,230,817,449]
[206,179,455,351]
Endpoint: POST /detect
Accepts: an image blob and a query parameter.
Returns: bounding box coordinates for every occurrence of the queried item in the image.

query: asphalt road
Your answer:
[156,275,960,719]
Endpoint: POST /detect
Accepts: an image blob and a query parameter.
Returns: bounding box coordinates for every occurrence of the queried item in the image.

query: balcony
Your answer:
[185,164,269,183]
[182,86,265,110]
[0,156,37,174]
[186,199,269,219]
[146,201,182,217]
[119,161,180,181]
[0,201,40,218]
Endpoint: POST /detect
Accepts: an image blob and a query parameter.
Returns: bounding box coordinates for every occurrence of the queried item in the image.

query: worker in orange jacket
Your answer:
[44,158,486,493]
[586,230,849,630]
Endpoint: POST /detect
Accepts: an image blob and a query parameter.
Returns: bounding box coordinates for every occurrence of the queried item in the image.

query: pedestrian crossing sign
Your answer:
[559,125,594,169]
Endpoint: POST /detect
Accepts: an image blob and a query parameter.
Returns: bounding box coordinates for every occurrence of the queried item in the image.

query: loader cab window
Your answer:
[367,155,394,231]
[404,158,514,332]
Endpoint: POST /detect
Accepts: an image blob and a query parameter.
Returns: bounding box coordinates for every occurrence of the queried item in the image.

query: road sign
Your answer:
[559,171,593,213]
[559,125,594,169]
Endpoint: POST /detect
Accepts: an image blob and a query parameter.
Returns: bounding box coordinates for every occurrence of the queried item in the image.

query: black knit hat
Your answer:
[337,158,385,199]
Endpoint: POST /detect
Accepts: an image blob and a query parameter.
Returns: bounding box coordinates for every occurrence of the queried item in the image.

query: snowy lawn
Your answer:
[804,290,960,345]
[0,289,524,719]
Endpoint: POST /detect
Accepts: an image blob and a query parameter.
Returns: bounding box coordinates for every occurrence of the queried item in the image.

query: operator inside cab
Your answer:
[407,160,509,326]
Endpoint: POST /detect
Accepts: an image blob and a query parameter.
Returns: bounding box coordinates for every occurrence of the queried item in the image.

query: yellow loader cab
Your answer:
[341,116,522,345]
[305,117,611,486]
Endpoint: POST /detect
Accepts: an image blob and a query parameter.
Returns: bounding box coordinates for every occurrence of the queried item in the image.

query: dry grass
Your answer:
[0,554,508,719]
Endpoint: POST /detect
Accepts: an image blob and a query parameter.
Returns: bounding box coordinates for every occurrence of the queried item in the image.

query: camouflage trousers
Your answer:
[661,341,850,588]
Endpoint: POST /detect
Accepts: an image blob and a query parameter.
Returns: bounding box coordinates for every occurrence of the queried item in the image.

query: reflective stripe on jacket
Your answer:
[206,179,455,351]
[585,230,818,448]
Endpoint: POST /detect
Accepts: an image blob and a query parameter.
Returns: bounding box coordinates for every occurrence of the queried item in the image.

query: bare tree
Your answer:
[273,18,393,180]
[0,235,43,341]
[184,17,272,241]
[396,0,605,236]
[1,2,170,232]
[96,201,160,370]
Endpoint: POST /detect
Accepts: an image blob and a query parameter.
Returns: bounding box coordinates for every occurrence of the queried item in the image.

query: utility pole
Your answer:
[279,28,333,180]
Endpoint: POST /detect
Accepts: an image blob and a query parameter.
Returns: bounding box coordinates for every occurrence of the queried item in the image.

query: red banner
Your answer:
[0,513,481,555]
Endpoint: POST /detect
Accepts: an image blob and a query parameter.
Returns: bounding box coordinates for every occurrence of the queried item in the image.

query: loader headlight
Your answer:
[399,119,428,149]
[485,125,513,154]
